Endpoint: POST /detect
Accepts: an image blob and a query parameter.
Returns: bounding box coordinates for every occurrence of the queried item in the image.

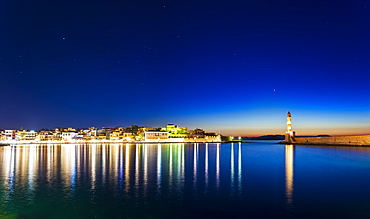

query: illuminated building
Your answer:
[144,131,169,142]
[285,112,295,142]
[3,130,16,141]
[188,128,205,138]
[107,130,121,141]
[37,130,55,141]
[161,124,188,138]
[61,132,78,141]
[16,130,36,141]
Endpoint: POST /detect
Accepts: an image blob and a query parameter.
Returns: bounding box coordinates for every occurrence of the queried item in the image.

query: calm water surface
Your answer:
[1,141,370,218]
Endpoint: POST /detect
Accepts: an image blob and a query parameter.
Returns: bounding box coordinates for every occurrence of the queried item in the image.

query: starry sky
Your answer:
[1,0,369,136]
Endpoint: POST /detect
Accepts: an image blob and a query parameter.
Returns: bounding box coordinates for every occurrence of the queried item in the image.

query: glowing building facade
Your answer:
[161,124,188,138]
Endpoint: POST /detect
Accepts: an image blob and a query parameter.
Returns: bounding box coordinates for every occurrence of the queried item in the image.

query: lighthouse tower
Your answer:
[285,112,295,142]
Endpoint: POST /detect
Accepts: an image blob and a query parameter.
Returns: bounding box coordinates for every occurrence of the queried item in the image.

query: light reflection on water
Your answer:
[285,144,294,208]
[2,142,370,218]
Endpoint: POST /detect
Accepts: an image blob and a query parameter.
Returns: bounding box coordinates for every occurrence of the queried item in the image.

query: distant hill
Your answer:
[244,134,331,140]
[295,135,330,138]
[244,135,285,140]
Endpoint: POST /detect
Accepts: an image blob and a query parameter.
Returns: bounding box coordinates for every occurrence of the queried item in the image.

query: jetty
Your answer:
[281,135,370,146]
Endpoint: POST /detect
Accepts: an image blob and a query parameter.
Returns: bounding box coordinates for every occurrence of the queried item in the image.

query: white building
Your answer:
[16,130,37,141]
[61,132,79,141]
[3,130,16,141]
[144,131,169,142]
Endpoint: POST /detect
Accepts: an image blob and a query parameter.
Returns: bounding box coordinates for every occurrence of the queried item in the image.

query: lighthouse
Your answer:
[285,112,295,142]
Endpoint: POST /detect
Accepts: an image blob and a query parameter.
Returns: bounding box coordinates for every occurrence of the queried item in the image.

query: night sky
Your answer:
[1,0,369,136]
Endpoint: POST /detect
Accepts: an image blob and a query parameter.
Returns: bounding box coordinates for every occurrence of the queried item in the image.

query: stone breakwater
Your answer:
[281,135,370,146]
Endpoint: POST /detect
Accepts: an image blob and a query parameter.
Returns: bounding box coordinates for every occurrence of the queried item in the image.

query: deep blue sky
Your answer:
[1,0,369,136]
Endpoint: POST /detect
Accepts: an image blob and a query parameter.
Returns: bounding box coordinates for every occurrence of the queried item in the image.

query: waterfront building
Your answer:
[3,130,16,141]
[106,128,129,141]
[61,132,79,141]
[16,130,36,141]
[122,132,134,141]
[37,130,54,141]
[107,130,120,140]
[144,131,169,142]
[0,130,4,141]
[87,127,98,136]
[94,133,107,141]
[79,127,99,141]
[188,128,205,138]
[53,131,62,141]
[161,124,188,138]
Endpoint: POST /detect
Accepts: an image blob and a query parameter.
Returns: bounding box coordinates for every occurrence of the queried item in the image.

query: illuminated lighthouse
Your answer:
[285,112,295,142]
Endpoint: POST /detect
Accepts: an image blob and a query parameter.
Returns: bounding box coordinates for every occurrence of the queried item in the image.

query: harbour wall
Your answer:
[283,135,370,146]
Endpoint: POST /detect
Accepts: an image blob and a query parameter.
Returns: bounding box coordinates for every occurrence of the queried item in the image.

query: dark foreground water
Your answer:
[1,142,370,218]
